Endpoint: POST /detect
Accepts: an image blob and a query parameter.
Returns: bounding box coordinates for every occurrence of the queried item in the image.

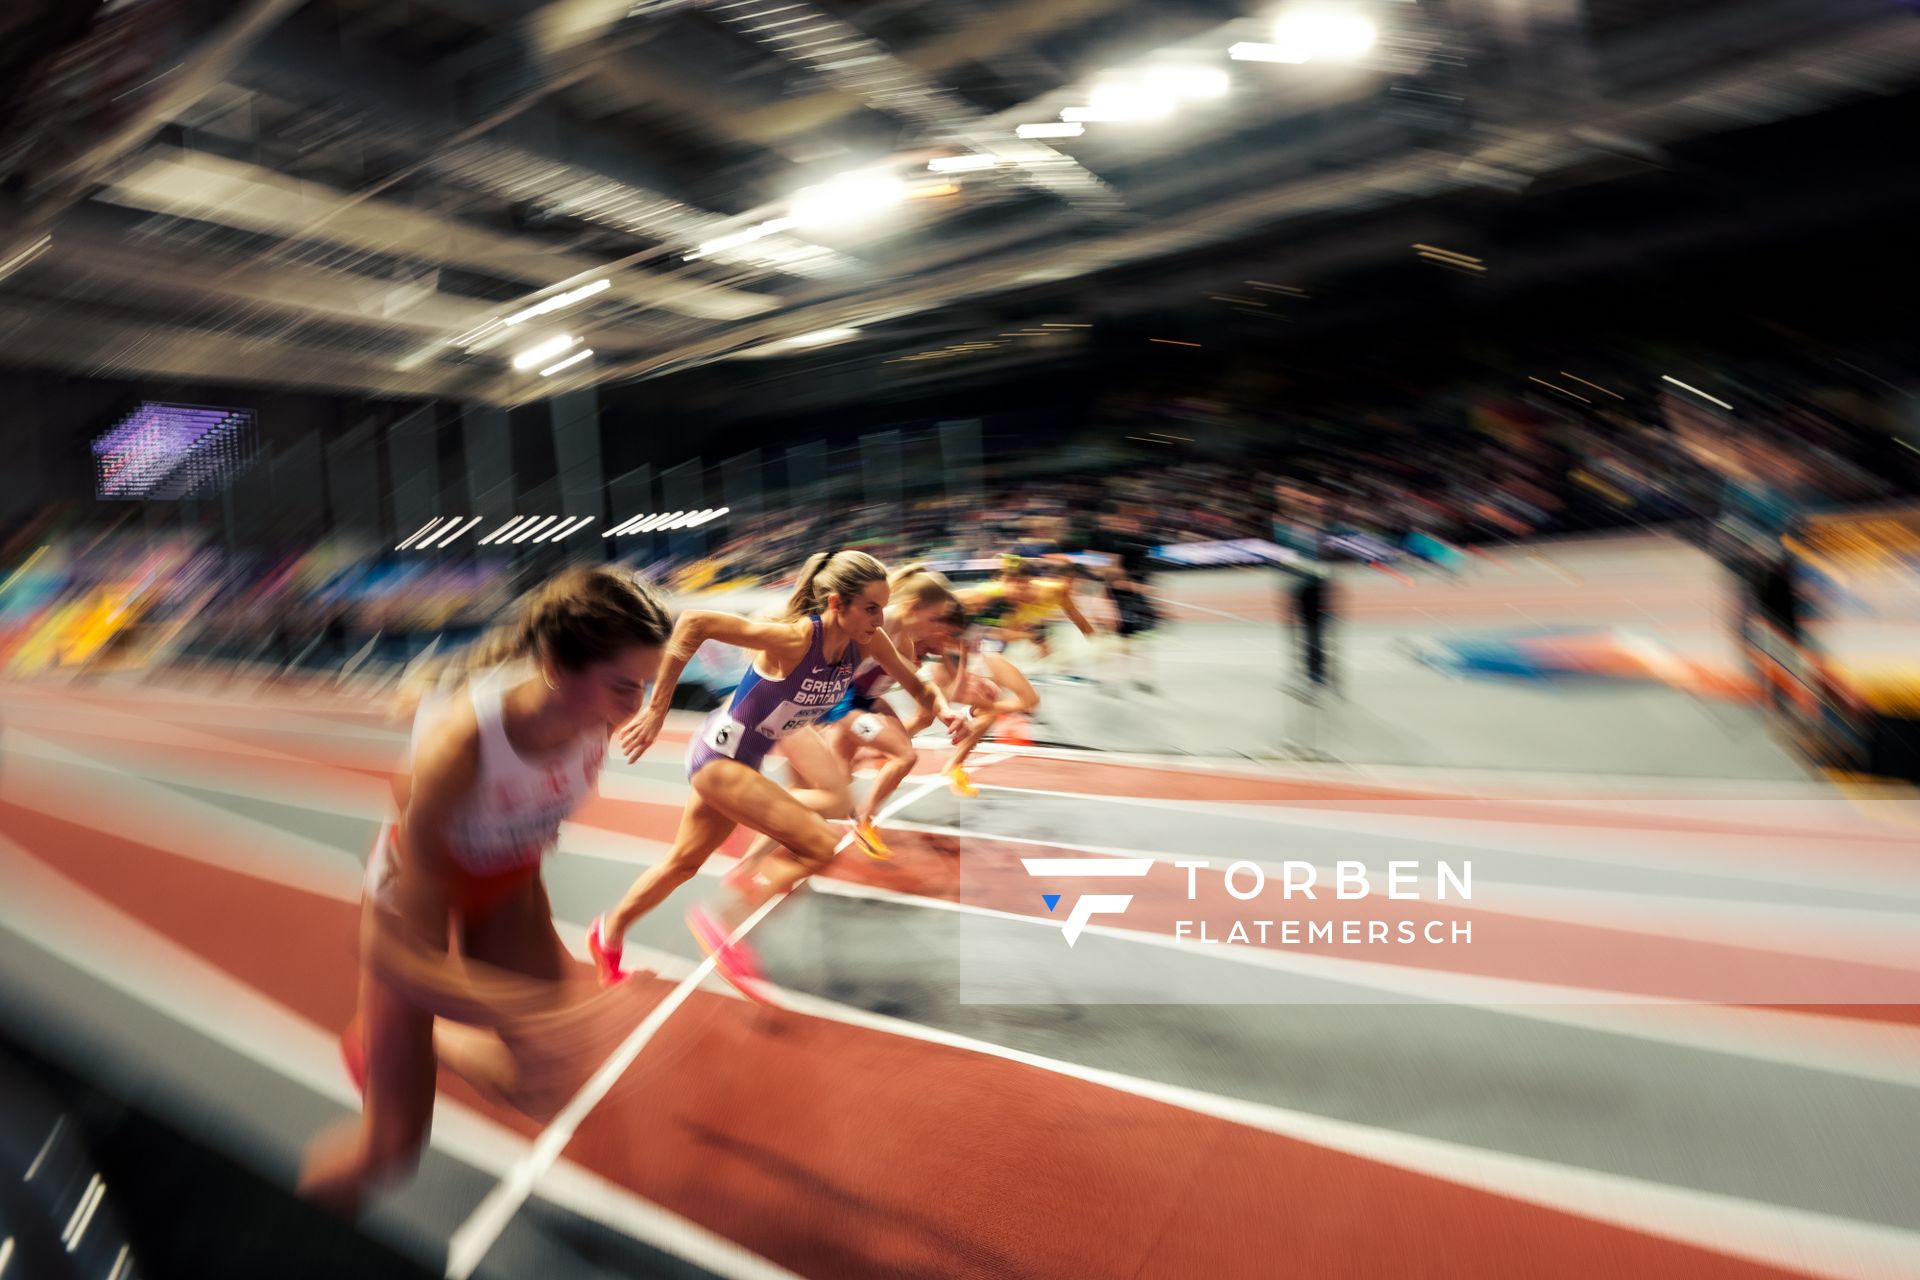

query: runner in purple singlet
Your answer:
[587,549,966,1001]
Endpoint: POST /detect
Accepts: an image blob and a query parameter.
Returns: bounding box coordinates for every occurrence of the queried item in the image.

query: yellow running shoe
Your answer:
[947,766,979,799]
[855,821,893,860]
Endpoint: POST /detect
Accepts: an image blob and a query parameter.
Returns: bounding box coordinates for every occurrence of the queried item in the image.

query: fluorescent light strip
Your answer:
[928,155,995,173]
[1229,41,1311,64]
[1561,373,1625,400]
[504,279,610,326]
[1413,243,1482,265]
[1662,375,1733,411]
[512,516,560,544]
[541,516,590,542]
[433,515,487,548]
[556,517,596,541]
[1417,251,1486,272]
[603,515,641,537]
[395,517,447,550]
[0,234,53,282]
[540,348,594,377]
[480,516,528,545]
[1528,376,1590,405]
[512,335,579,371]
[1016,122,1084,139]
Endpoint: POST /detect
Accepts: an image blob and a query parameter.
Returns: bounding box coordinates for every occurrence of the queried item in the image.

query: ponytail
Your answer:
[778,549,887,622]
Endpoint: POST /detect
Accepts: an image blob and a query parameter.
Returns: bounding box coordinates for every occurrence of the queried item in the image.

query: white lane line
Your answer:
[16,748,1920,1280]
[1,730,370,898]
[563,920,1920,1280]
[20,727,1920,1092]
[1144,592,1261,623]
[442,894,781,1280]
[0,835,797,1280]
[445,767,953,1278]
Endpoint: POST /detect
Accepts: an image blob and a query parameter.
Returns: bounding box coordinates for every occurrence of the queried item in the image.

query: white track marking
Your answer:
[17,727,1920,1087]
[445,765,954,1276]
[0,836,798,1280]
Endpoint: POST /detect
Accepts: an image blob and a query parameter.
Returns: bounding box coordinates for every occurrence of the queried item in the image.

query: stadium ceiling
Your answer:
[0,0,1916,407]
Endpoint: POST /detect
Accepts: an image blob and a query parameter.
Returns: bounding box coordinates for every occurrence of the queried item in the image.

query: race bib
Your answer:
[703,714,747,758]
[763,697,831,739]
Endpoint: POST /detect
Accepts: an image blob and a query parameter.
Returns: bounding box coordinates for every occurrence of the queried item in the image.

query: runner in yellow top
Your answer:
[960,553,1097,664]
[933,555,1098,795]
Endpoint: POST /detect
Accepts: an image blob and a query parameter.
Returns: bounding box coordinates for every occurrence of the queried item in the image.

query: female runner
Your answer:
[299,566,672,1214]
[823,564,968,855]
[588,550,965,999]
[731,562,965,871]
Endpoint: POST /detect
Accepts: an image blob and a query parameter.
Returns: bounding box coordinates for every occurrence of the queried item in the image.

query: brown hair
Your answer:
[407,565,672,695]
[778,549,888,622]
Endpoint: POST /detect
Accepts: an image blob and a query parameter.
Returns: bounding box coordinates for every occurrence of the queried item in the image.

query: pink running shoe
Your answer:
[686,905,774,1006]
[587,915,627,987]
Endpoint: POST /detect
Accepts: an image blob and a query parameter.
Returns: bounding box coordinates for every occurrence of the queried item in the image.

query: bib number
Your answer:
[704,715,746,758]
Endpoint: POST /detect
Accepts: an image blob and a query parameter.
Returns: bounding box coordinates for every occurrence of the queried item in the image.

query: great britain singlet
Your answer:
[686,615,857,777]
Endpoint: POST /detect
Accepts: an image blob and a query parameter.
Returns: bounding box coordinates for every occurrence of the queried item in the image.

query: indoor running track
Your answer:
[2,676,1919,1279]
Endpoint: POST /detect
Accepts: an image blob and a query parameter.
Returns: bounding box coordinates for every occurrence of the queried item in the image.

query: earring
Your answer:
[543,670,556,690]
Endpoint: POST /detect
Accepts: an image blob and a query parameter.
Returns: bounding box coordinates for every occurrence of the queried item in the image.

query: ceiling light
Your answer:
[512,335,579,371]
[503,278,610,326]
[1017,122,1085,139]
[1265,8,1379,63]
[539,348,593,377]
[928,155,995,173]
[786,327,861,348]
[481,516,529,545]
[1662,376,1733,411]
[1561,373,1625,400]
[1528,376,1590,405]
[1063,82,1177,125]
[1230,41,1311,64]
[433,516,486,548]
[542,516,592,542]
[1144,66,1231,100]
[790,173,907,230]
[0,234,52,283]
[1232,7,1377,64]
[396,517,451,550]
[512,516,559,544]
[690,216,798,260]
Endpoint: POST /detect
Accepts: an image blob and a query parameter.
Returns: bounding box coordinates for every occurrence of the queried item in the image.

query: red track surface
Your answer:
[7,678,1910,1277]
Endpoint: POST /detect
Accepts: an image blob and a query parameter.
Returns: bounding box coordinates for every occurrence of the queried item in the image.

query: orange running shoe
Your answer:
[854,821,893,860]
[947,766,979,798]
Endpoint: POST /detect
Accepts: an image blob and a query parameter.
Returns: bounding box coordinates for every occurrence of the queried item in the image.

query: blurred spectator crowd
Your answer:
[1,380,1911,685]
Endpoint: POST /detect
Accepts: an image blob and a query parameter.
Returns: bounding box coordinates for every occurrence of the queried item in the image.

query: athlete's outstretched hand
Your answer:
[619,703,668,763]
[938,706,970,744]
